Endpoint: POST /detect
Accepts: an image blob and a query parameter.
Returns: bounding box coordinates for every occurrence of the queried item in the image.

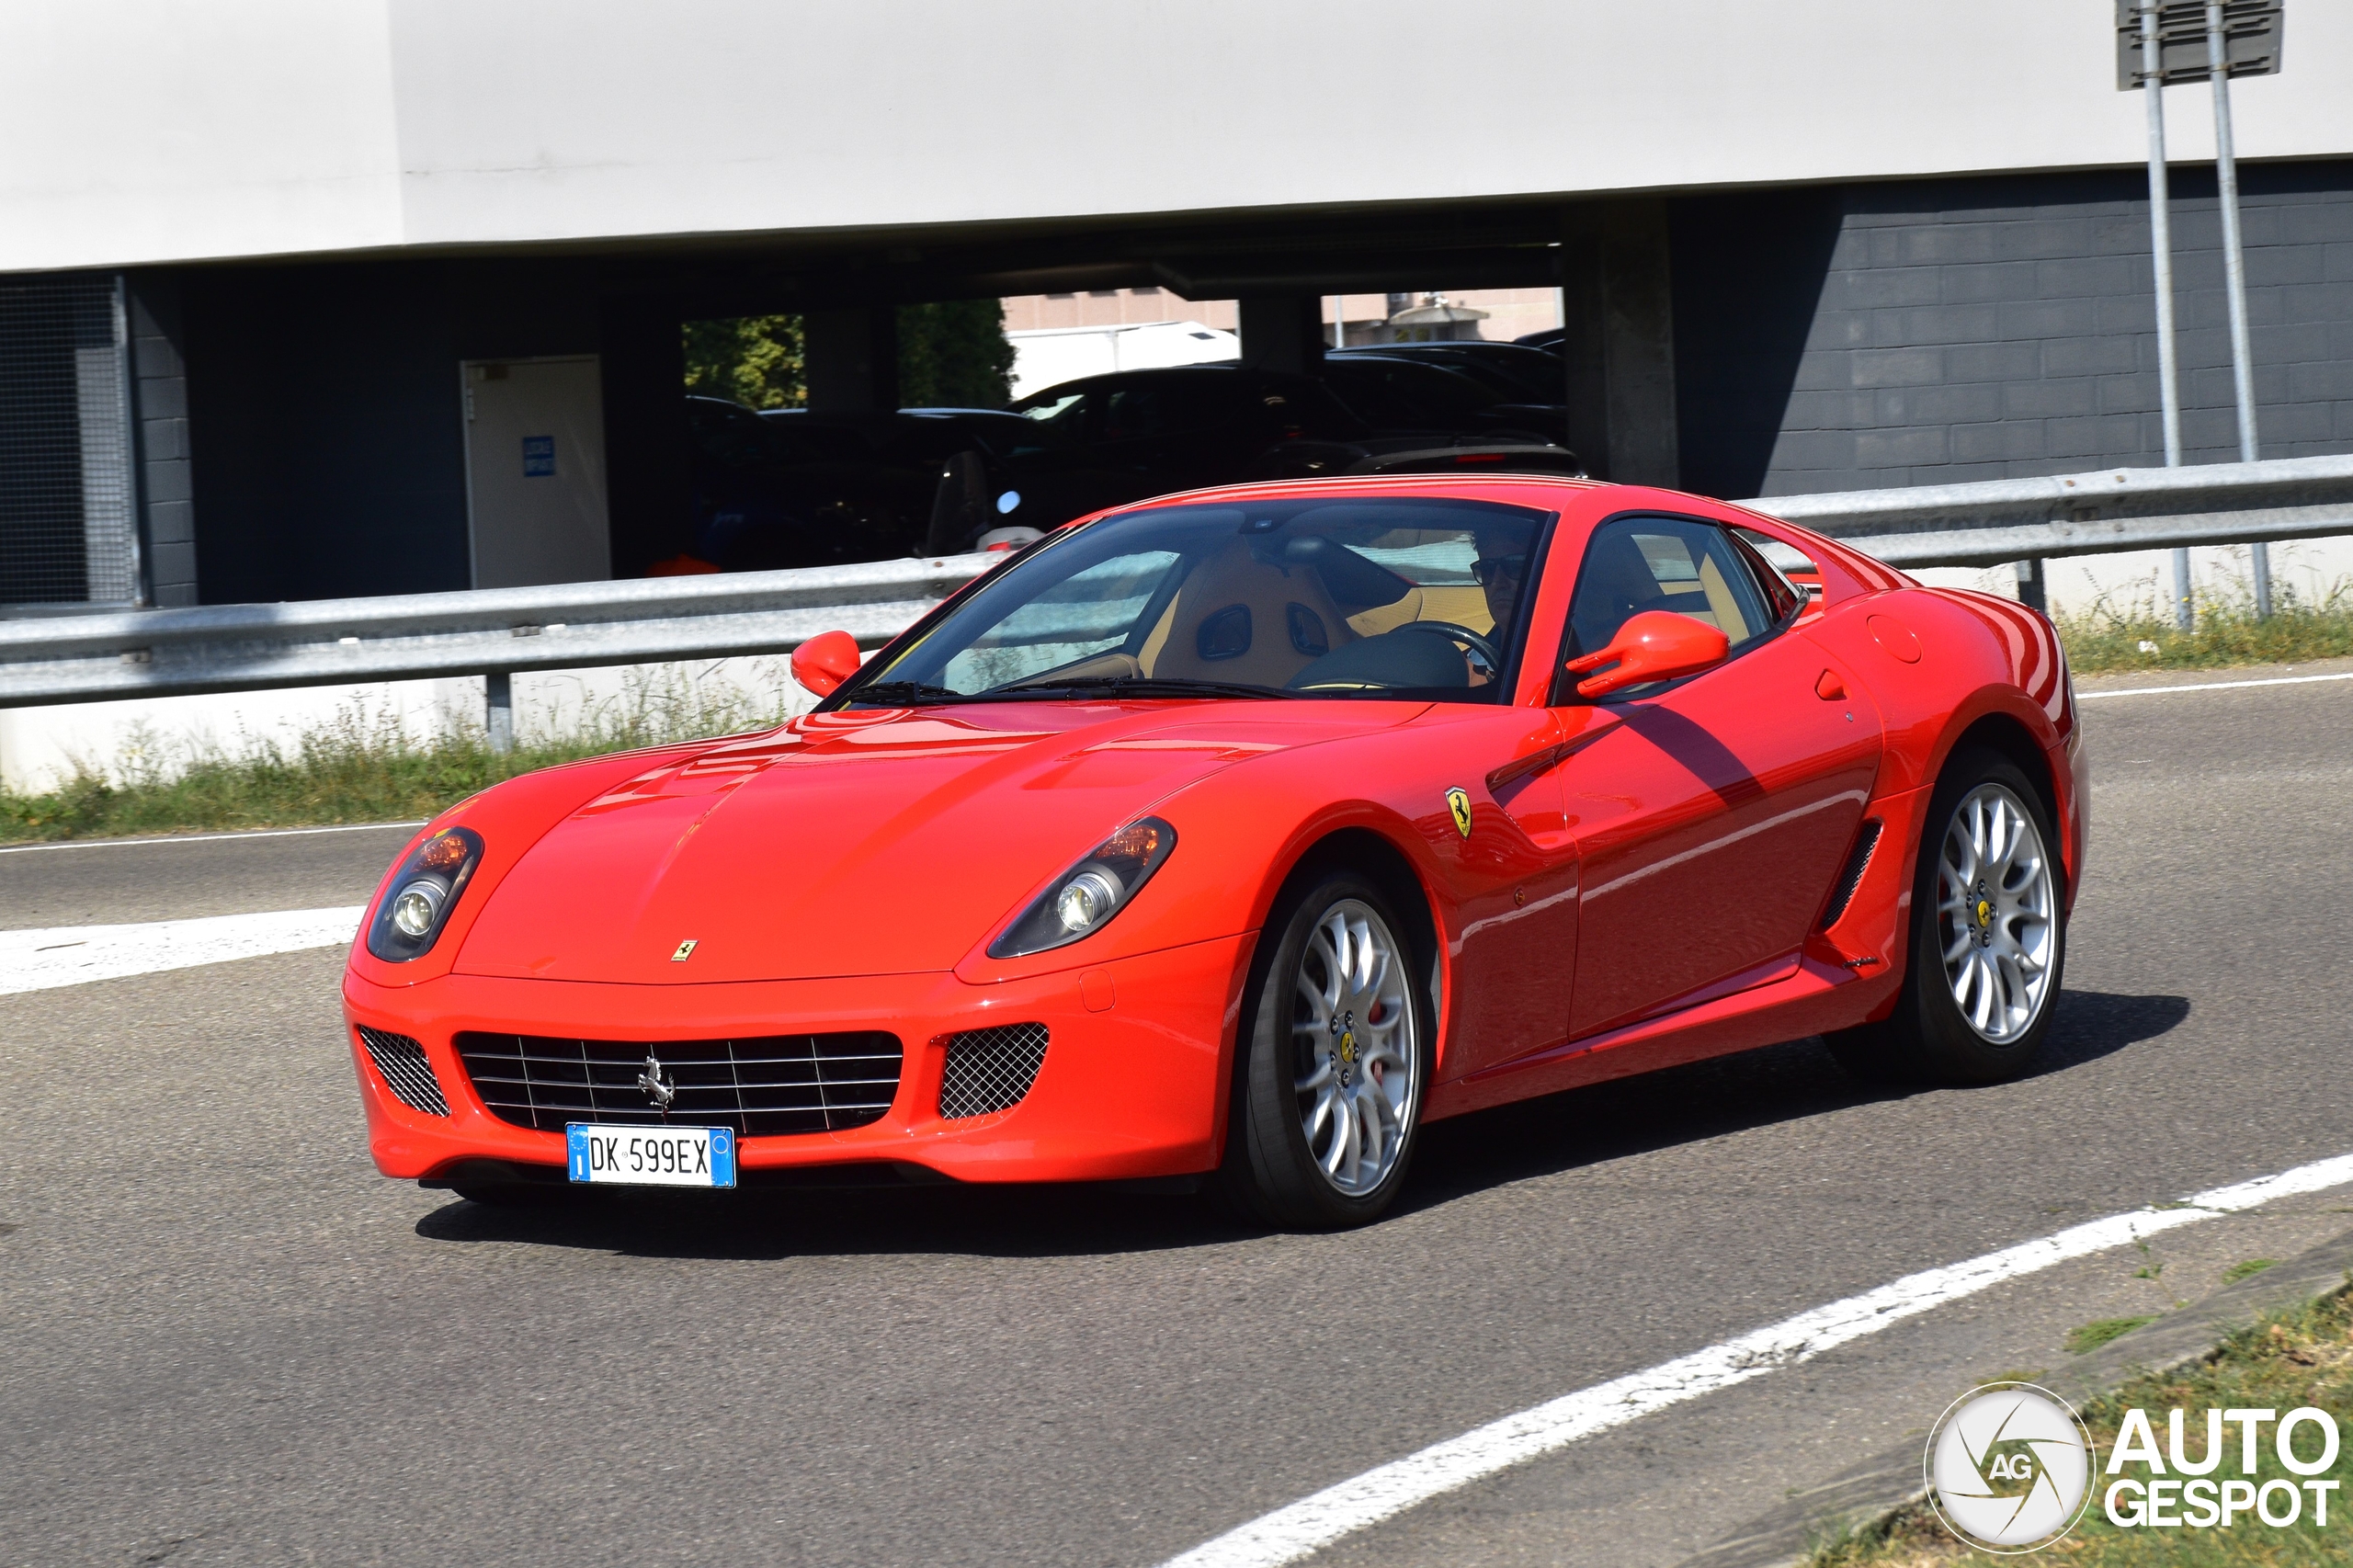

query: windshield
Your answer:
[838,494,1551,705]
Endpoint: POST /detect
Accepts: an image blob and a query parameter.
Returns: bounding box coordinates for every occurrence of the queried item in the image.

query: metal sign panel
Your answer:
[2118,0,2282,88]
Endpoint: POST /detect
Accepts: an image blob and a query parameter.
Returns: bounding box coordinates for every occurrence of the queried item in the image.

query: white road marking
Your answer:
[2079,670,2353,700]
[0,821,423,855]
[1161,1151,2353,1568]
[0,906,365,994]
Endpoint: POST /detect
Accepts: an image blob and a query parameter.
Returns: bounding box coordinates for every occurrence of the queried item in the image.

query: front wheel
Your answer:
[1827,749,2065,1085]
[1222,874,1431,1229]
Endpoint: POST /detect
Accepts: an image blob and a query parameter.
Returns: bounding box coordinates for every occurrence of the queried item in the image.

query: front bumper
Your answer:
[342,934,1253,1186]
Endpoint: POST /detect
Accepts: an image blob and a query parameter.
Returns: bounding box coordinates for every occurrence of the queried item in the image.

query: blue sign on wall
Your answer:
[522,436,556,477]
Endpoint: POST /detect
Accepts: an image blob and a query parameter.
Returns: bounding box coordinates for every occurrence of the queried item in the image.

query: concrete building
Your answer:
[0,3,2349,689]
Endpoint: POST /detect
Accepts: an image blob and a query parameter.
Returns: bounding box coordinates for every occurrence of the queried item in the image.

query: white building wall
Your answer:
[5,1,2352,273]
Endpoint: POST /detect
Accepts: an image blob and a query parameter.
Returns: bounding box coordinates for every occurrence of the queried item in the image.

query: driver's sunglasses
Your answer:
[1471,554,1527,586]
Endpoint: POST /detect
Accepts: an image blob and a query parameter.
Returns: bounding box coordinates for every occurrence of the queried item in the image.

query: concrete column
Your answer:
[804,307,901,414]
[1237,297,1325,377]
[1560,199,1679,486]
[598,299,689,578]
[124,271,196,606]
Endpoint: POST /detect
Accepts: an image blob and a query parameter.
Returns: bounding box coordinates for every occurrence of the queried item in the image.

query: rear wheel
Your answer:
[1826,750,2064,1085]
[1222,873,1431,1229]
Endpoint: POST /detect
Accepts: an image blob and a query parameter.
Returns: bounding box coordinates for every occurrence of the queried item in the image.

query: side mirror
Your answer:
[790,630,863,698]
[1564,611,1729,699]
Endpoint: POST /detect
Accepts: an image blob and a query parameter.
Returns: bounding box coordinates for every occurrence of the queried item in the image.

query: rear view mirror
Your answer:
[1564,611,1729,699]
[790,631,863,697]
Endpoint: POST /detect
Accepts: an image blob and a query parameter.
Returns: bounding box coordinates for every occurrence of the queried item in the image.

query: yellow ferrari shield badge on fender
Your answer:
[1445,787,1473,841]
[670,938,699,962]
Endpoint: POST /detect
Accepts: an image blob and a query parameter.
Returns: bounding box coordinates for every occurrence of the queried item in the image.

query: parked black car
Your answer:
[1332,341,1567,405]
[680,399,1037,572]
[931,366,1581,551]
[1319,352,1567,446]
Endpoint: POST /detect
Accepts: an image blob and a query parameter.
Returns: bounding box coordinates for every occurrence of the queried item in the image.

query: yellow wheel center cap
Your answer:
[1338,1032,1358,1065]
[1975,898,1993,929]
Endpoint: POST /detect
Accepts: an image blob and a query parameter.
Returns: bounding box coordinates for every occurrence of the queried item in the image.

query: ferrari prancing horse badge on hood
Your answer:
[1445,787,1473,840]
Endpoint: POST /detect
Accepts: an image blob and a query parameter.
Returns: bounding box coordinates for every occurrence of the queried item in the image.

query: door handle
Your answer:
[1484,723,1619,791]
[1813,669,1847,701]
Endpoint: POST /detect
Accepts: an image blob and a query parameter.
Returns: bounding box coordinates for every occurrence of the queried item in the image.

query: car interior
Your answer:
[917,503,1540,699]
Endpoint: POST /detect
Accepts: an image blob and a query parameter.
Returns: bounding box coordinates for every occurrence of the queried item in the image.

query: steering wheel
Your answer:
[1397,619,1503,679]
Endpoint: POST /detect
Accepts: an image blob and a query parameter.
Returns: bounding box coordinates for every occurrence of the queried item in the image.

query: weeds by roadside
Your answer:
[0,665,799,844]
[1802,1284,2353,1565]
[2057,574,2353,674]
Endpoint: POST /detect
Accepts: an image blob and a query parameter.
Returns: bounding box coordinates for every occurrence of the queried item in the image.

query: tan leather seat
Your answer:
[1148,538,1359,687]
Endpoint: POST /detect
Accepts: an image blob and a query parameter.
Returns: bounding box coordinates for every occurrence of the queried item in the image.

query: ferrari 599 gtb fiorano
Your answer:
[344,475,2082,1227]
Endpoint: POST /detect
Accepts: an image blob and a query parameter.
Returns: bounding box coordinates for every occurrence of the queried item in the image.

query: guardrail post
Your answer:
[2208,0,2270,618]
[485,670,514,755]
[2014,559,2047,615]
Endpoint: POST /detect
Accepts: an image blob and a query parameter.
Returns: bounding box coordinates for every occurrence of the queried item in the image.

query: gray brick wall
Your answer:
[1672,164,2353,499]
[126,271,197,606]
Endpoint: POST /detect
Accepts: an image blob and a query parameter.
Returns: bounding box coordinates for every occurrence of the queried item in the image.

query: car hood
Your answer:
[453,700,1415,983]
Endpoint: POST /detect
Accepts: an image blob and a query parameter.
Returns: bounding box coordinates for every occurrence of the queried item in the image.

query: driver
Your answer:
[1462,536,1529,685]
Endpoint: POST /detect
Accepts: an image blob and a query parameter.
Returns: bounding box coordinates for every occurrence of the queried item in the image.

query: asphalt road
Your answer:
[6,669,2352,1568]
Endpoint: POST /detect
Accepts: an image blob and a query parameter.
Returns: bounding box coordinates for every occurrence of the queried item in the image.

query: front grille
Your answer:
[454,1031,903,1138]
[1820,818,1884,929]
[358,1027,451,1117]
[938,1023,1050,1119]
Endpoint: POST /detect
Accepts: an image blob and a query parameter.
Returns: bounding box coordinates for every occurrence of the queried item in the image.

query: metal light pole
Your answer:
[2208,0,2271,616]
[2140,1,2193,631]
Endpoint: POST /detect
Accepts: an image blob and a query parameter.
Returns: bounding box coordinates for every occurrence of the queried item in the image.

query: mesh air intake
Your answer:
[358,1027,451,1118]
[938,1023,1051,1120]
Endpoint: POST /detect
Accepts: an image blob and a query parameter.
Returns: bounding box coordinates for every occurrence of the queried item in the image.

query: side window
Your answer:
[1102,382,1228,441]
[1012,389,1093,450]
[1563,516,1781,667]
[1731,529,1813,620]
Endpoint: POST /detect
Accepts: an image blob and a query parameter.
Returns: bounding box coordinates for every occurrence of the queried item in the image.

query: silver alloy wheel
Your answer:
[1937,782,2058,1046]
[1290,898,1420,1197]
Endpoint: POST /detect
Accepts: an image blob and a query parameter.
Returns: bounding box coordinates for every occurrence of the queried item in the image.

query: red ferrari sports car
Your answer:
[344,474,2083,1227]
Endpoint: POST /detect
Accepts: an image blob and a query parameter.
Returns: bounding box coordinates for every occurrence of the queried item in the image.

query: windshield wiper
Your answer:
[995,676,1294,701]
[842,679,988,706]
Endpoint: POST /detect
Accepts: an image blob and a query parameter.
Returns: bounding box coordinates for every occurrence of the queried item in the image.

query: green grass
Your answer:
[0,669,799,845]
[1803,1284,2353,1566]
[2068,1316,2160,1355]
[2223,1260,2279,1287]
[2057,577,2353,675]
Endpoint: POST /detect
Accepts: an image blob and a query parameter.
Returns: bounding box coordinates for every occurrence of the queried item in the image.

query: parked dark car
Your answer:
[933,366,1581,550]
[679,400,1040,572]
[1332,341,1567,405]
[1319,352,1567,446]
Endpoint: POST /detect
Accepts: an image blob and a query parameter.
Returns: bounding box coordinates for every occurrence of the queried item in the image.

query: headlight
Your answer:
[366,826,484,961]
[989,818,1176,959]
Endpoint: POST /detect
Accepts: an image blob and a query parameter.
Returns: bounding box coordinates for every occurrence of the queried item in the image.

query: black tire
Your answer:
[1220,871,1434,1229]
[1826,748,2066,1085]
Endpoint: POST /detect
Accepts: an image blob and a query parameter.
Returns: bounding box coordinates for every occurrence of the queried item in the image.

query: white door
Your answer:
[462,356,611,588]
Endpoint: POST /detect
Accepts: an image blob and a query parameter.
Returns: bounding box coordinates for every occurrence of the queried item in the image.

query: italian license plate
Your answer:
[565,1123,736,1188]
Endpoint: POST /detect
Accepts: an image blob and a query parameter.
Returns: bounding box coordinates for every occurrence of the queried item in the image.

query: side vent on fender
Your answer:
[1819,819,1884,930]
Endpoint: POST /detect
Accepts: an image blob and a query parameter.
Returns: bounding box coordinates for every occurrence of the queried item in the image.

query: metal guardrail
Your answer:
[1745,452,2353,569]
[0,553,995,709]
[0,454,2347,715]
